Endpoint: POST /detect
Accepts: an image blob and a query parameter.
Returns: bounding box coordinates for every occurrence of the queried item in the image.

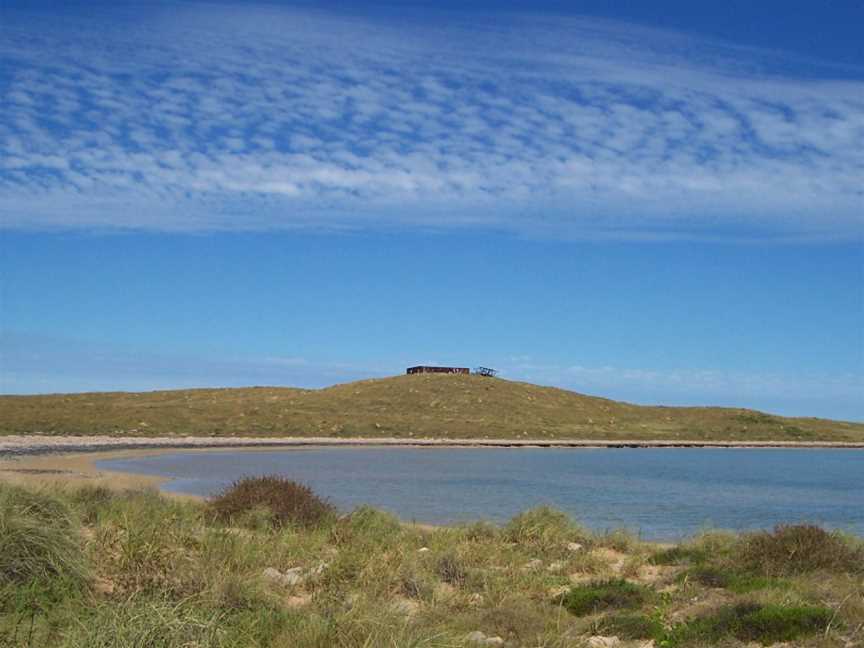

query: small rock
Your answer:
[93,577,115,595]
[465,631,505,646]
[468,592,484,606]
[284,594,311,608]
[262,567,304,587]
[308,562,328,576]
[522,558,543,571]
[587,637,620,648]
[418,547,430,553]
[390,597,420,616]
[567,542,584,552]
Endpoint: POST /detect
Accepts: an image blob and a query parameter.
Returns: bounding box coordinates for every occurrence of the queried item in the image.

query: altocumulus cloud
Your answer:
[0,3,862,240]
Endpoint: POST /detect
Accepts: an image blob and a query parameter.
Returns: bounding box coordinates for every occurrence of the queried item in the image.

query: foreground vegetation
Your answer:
[1,479,862,647]
[2,374,863,442]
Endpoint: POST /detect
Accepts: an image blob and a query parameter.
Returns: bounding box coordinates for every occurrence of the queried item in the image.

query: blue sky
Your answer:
[1,1,862,420]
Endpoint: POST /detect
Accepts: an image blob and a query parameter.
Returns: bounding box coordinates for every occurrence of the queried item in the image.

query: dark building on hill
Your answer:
[406,366,470,375]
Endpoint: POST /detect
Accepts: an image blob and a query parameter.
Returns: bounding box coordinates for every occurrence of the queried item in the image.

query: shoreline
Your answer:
[0,447,174,495]
[2,434,864,459]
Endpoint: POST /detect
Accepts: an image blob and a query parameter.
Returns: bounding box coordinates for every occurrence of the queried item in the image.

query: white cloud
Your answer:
[0,3,862,239]
[499,359,864,420]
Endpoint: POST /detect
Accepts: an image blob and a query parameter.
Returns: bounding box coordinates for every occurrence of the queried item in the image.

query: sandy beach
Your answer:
[4,433,864,457]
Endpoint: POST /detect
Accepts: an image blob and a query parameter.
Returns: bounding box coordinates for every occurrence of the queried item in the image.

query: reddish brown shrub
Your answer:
[207,475,335,529]
[736,524,863,577]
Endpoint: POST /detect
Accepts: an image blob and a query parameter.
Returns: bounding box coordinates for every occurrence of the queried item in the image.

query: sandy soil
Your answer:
[0,448,171,494]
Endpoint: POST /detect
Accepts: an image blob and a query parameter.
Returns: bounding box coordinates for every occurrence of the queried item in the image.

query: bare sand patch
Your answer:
[0,448,181,496]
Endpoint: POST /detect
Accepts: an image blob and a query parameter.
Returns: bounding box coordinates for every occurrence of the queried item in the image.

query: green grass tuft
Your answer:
[557,579,651,616]
[596,613,664,640]
[686,566,787,593]
[62,599,227,648]
[504,506,586,551]
[0,485,89,588]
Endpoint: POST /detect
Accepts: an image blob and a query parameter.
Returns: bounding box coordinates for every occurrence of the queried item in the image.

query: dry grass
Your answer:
[1,481,862,648]
[2,374,862,442]
[735,524,864,577]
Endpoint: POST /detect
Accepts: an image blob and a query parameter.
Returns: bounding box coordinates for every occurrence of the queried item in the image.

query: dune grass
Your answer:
[0,479,862,647]
[0,485,89,588]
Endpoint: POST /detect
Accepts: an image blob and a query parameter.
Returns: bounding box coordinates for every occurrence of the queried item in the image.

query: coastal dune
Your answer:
[1,374,862,443]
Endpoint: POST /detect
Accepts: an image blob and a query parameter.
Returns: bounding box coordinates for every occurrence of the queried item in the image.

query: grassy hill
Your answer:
[1,373,862,442]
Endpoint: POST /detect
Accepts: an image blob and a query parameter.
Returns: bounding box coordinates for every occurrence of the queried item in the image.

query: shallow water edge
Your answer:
[92,445,864,541]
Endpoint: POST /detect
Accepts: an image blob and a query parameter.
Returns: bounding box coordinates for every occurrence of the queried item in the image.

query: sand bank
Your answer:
[2,433,863,459]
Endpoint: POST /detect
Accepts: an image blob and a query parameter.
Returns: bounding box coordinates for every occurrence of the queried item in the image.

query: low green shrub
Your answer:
[686,567,786,593]
[556,579,651,616]
[597,613,663,639]
[0,485,89,588]
[207,475,335,529]
[668,602,832,646]
[736,524,864,576]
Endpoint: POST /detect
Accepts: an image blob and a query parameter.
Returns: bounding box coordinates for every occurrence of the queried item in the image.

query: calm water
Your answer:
[97,447,864,540]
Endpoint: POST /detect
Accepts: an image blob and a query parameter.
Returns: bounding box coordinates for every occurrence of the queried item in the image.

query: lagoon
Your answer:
[97,447,864,540]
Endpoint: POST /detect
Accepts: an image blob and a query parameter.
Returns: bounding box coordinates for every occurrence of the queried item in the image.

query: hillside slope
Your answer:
[1,374,862,442]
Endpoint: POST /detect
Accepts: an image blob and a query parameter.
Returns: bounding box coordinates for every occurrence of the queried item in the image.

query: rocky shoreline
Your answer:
[2,434,863,457]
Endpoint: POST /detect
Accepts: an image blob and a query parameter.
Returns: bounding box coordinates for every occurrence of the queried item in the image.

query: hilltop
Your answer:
[1,374,862,443]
